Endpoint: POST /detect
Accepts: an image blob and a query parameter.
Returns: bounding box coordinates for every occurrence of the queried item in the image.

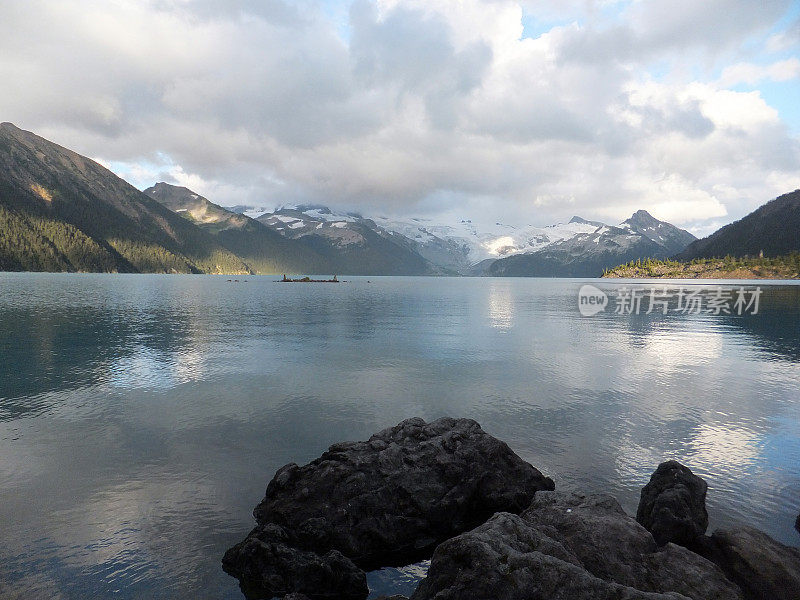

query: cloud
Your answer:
[627,0,789,55]
[0,0,798,231]
[766,18,800,53]
[718,58,800,87]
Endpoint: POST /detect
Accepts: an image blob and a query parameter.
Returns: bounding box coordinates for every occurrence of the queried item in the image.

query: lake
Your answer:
[0,273,798,599]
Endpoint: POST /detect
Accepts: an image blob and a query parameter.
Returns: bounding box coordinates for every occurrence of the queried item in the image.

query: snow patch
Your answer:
[483,236,517,256]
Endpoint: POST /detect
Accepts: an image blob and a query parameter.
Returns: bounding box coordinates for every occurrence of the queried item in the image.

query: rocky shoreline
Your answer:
[223,417,800,600]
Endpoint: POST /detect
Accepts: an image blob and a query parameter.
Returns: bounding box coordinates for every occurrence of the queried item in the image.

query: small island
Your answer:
[603,254,800,279]
[280,274,340,283]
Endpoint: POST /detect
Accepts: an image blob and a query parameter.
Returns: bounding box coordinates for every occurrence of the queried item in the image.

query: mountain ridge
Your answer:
[256,207,437,275]
[144,182,331,274]
[0,123,248,273]
[676,190,800,260]
[5,122,786,278]
[254,205,611,274]
[251,203,696,277]
[487,210,696,277]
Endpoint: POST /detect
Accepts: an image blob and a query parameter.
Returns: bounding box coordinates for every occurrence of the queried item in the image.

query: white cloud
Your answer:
[0,0,797,229]
[718,58,800,87]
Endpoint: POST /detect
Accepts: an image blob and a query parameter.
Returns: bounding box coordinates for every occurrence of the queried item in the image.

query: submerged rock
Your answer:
[636,461,708,547]
[223,417,554,600]
[411,491,743,600]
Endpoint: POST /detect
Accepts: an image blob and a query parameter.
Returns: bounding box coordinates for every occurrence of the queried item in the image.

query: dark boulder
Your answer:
[696,527,800,600]
[224,417,554,600]
[251,417,554,567]
[796,513,800,535]
[282,596,412,600]
[222,524,367,600]
[410,492,743,600]
[636,461,708,547]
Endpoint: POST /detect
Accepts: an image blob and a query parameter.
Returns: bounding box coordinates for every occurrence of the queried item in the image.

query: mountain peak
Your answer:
[616,209,697,254]
[623,209,661,228]
[0,122,26,139]
[569,215,605,227]
[148,181,196,196]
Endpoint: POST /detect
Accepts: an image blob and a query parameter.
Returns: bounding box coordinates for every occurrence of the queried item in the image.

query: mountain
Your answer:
[622,209,696,252]
[487,211,696,277]
[676,190,800,260]
[253,206,604,275]
[0,123,248,273]
[0,122,705,278]
[369,214,602,273]
[256,206,435,275]
[567,216,605,228]
[250,204,696,277]
[144,183,330,274]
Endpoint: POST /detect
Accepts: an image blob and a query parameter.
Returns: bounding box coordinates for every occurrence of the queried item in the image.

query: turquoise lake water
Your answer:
[0,273,798,598]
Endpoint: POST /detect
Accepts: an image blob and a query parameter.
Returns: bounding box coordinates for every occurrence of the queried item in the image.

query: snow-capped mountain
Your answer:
[620,209,697,254]
[488,211,696,277]
[235,203,695,276]
[252,205,610,274]
[226,204,273,220]
[371,214,605,272]
[256,206,434,275]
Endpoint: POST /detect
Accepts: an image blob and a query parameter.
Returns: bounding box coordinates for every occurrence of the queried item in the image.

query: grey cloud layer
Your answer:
[0,0,798,229]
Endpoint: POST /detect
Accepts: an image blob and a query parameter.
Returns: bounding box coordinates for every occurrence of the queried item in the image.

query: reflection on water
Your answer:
[106,345,208,390]
[0,273,798,599]
[487,280,514,330]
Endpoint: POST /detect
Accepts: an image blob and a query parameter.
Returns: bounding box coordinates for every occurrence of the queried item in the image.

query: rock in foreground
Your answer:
[223,417,554,599]
[225,523,367,600]
[636,461,708,547]
[698,527,800,600]
[411,492,743,600]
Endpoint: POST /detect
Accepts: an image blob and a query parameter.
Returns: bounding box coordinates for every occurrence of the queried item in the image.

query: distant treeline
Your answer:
[603,253,800,279]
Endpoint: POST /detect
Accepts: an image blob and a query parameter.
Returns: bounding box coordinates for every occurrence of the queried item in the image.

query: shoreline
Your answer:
[603,255,800,280]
